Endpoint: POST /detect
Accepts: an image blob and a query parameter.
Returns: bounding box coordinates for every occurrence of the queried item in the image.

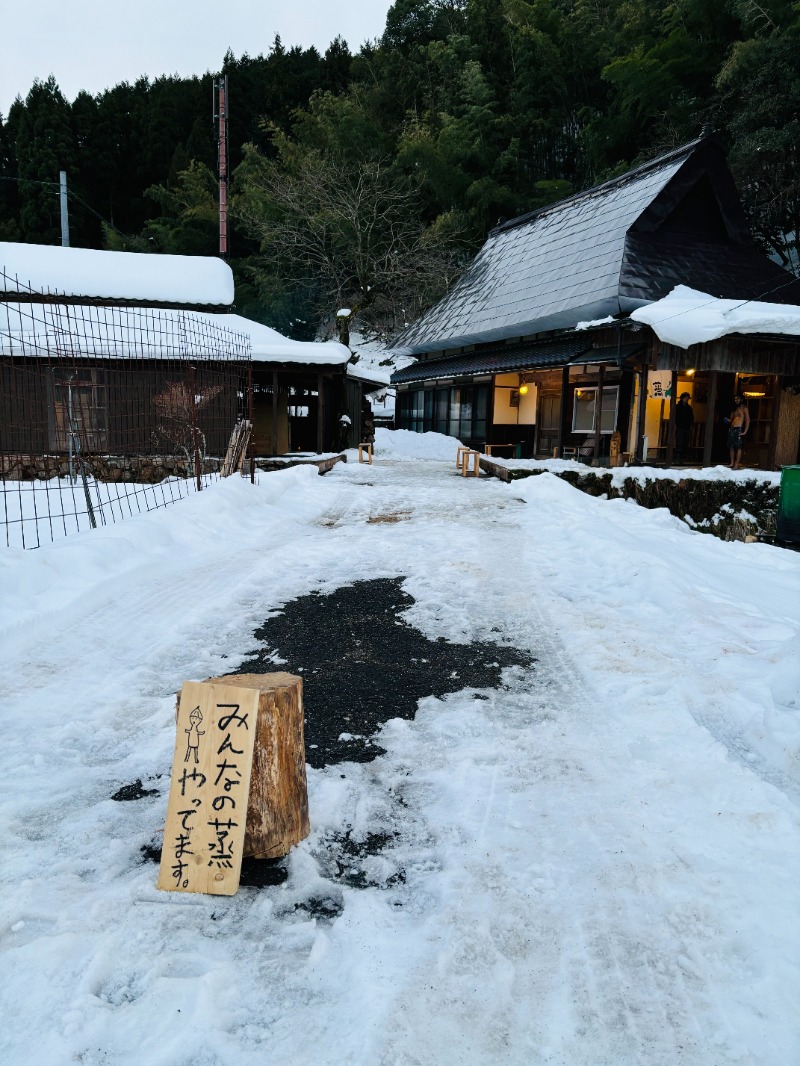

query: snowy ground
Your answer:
[1,432,799,1065]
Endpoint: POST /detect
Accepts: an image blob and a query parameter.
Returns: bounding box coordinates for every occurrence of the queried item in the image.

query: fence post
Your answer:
[248,363,255,483]
[189,363,202,491]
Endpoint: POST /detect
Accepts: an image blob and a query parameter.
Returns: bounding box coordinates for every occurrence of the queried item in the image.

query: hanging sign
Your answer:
[157,680,260,896]
[649,371,673,399]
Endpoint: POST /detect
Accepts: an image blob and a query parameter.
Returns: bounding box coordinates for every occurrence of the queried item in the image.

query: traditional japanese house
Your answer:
[1,243,383,470]
[390,135,800,468]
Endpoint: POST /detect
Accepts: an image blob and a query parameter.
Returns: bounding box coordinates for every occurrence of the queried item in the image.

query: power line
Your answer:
[0,174,131,241]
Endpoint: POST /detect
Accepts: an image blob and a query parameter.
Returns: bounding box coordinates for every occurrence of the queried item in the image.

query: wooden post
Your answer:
[176,672,309,861]
[593,364,605,463]
[769,375,781,470]
[636,362,649,461]
[557,364,569,457]
[666,370,678,465]
[317,373,325,454]
[248,363,255,482]
[189,363,202,491]
[271,370,279,457]
[703,371,718,467]
[487,376,496,450]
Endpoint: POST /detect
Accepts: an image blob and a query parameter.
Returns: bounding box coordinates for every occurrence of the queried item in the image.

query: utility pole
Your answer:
[212,75,229,258]
[59,170,70,247]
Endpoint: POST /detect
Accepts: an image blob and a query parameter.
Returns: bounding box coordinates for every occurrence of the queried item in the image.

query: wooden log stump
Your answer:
[179,672,310,859]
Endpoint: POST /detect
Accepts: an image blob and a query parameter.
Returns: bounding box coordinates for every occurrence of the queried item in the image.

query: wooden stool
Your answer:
[461,449,481,476]
[456,445,469,469]
[358,442,373,464]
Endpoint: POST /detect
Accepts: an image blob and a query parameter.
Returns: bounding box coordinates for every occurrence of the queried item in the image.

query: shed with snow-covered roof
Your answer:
[390,135,800,470]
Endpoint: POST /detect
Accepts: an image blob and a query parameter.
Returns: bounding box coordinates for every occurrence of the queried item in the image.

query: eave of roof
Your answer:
[390,336,651,385]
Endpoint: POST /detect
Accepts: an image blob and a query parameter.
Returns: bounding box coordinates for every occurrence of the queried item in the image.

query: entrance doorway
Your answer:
[536,393,560,457]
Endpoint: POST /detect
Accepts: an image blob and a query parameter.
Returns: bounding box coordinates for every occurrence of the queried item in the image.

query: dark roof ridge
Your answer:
[489,133,711,239]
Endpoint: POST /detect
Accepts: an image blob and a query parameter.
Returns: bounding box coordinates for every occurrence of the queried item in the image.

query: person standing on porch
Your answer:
[675,392,694,465]
[725,394,750,470]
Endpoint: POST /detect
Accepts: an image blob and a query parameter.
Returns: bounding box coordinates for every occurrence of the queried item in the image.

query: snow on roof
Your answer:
[0,242,234,308]
[0,303,358,365]
[630,285,800,349]
[206,314,351,365]
[347,362,391,387]
[0,302,249,360]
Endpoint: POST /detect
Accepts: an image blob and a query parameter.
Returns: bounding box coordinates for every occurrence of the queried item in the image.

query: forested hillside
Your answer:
[1,0,798,337]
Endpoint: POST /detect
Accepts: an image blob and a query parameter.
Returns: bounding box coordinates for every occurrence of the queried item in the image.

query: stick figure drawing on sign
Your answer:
[184,707,205,763]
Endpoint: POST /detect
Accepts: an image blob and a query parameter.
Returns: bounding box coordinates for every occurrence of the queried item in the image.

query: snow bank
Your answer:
[630,284,800,349]
[488,454,782,488]
[373,428,463,460]
[514,471,800,784]
[0,467,328,633]
[0,241,234,307]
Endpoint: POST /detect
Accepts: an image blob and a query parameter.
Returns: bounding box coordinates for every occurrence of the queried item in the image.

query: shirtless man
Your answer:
[725,394,750,470]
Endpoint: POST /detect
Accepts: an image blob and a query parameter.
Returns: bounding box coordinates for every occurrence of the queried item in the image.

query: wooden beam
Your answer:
[271,370,279,457]
[487,375,496,448]
[666,370,678,465]
[317,373,324,453]
[593,364,605,462]
[557,364,569,456]
[703,370,718,467]
[769,375,781,470]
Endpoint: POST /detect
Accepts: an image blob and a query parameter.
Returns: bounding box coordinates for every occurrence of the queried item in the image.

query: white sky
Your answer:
[0,0,395,116]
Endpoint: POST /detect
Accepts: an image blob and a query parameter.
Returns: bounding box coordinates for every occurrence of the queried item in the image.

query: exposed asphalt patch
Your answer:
[139,578,533,896]
[237,576,534,769]
[112,779,159,801]
[140,843,289,888]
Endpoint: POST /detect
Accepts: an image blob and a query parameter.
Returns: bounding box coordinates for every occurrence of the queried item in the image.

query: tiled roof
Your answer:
[619,234,800,307]
[392,142,700,357]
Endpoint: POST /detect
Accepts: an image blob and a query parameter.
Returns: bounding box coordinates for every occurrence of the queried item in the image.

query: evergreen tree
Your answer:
[14,77,77,245]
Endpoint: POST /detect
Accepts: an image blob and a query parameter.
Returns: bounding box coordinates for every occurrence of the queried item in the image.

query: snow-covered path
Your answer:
[1,448,799,1065]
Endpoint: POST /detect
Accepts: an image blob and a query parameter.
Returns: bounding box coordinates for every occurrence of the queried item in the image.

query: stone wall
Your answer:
[1,453,221,483]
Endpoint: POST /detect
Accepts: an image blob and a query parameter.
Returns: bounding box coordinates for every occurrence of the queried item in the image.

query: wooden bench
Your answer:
[358,442,373,464]
[484,443,523,458]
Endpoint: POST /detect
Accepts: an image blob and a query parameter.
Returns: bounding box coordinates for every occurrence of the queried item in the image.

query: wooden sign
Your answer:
[157,680,260,896]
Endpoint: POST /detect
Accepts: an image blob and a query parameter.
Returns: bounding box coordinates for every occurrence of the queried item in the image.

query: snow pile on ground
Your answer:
[0,466,331,632]
[631,284,800,349]
[372,427,462,460]
[487,454,782,487]
[514,471,800,783]
[1,455,799,1064]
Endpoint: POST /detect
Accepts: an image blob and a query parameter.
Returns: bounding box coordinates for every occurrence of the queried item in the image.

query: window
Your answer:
[572,386,618,434]
[399,385,489,442]
[51,368,108,452]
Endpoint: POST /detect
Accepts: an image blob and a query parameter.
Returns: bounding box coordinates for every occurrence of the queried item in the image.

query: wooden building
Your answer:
[0,243,386,467]
[390,136,800,468]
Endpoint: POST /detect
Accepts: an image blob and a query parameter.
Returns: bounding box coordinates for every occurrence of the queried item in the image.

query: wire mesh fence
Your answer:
[1,269,252,548]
